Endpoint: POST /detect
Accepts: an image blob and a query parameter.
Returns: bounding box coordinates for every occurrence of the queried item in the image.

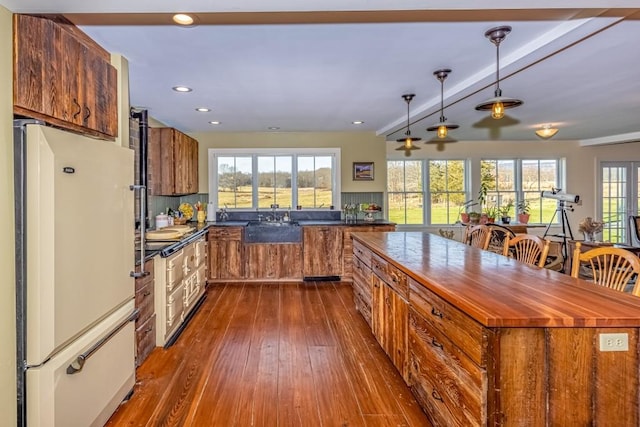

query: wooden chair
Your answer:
[464,224,491,250]
[570,242,640,295]
[502,234,551,268]
[630,215,640,246]
[486,223,516,254]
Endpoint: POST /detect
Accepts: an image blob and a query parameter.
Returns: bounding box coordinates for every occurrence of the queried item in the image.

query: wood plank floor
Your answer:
[106,282,432,426]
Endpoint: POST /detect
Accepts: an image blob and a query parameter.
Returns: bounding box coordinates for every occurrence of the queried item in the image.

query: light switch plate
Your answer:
[599,333,629,352]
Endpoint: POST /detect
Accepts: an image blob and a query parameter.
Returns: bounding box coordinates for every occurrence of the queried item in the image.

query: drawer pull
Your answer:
[145,326,153,333]
[143,291,151,297]
[431,337,443,349]
[432,389,444,402]
[431,307,444,318]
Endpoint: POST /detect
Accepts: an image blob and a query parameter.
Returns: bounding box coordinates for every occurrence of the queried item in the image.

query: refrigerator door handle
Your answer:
[130,184,150,278]
[66,309,139,375]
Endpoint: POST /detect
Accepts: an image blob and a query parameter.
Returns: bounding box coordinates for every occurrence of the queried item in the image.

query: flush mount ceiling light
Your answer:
[396,94,421,151]
[268,126,280,130]
[195,107,210,112]
[535,124,559,139]
[475,26,523,119]
[208,121,221,125]
[172,86,192,93]
[352,121,364,125]
[427,69,459,139]
[172,14,194,26]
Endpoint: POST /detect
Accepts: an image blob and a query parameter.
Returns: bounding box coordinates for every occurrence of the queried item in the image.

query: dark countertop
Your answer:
[209,219,395,226]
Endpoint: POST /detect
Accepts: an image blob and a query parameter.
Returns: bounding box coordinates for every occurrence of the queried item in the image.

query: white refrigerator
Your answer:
[14,120,138,427]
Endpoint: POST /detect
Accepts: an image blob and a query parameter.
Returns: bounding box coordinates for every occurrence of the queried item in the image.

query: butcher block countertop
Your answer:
[351,231,640,328]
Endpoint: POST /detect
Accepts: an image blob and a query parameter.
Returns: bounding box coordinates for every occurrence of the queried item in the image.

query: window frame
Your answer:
[209,148,341,211]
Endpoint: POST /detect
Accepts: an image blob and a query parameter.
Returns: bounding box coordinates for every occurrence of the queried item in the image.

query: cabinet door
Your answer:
[82,45,118,136]
[303,226,343,277]
[209,240,244,279]
[13,14,118,139]
[148,128,199,196]
[371,274,386,346]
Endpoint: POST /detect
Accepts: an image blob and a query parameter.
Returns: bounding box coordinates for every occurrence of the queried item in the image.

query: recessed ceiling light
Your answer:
[172,14,194,26]
[352,121,364,125]
[195,107,211,112]
[268,126,280,130]
[209,121,221,125]
[172,86,192,93]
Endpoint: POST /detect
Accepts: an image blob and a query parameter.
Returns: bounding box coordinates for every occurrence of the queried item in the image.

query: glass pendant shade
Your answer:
[427,69,459,139]
[535,124,559,139]
[396,94,421,150]
[474,26,523,119]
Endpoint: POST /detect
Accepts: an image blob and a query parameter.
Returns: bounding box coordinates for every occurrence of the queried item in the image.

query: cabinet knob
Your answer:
[431,389,444,402]
[431,337,443,349]
[431,307,444,319]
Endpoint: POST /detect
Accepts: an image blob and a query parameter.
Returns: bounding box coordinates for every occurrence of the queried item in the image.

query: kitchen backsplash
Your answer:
[149,192,384,228]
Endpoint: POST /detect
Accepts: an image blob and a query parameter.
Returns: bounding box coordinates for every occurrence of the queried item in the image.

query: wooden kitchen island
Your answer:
[351,231,640,426]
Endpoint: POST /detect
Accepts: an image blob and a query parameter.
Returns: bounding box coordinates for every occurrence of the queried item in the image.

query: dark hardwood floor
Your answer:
[106,282,432,426]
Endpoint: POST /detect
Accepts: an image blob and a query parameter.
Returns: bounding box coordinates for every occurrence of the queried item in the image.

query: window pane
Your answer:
[481,159,515,213]
[297,156,333,208]
[601,164,627,243]
[524,160,558,224]
[429,160,466,224]
[387,160,424,224]
[387,161,405,192]
[258,156,292,208]
[217,156,253,208]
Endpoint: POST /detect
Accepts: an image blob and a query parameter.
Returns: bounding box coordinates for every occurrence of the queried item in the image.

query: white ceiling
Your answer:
[3,1,640,144]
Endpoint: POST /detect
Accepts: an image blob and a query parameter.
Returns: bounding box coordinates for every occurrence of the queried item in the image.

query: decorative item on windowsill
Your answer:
[458,199,478,224]
[517,199,531,224]
[499,198,514,224]
[578,217,604,242]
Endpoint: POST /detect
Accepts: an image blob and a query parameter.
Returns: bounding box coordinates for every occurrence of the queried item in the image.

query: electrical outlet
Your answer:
[599,333,629,352]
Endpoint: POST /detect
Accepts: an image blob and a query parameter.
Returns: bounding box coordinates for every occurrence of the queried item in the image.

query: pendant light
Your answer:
[475,26,523,119]
[427,69,459,139]
[396,94,421,150]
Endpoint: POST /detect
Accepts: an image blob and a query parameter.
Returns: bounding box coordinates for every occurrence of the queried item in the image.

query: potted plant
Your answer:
[517,199,531,224]
[500,199,513,224]
[468,211,482,225]
[484,206,498,223]
[458,200,478,224]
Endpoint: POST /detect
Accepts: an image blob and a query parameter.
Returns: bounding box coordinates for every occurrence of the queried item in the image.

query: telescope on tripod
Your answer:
[541,188,580,272]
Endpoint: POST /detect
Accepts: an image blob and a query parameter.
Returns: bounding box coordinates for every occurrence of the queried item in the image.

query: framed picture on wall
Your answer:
[353,162,374,181]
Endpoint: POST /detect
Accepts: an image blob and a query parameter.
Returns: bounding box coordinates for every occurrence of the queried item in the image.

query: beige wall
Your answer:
[189,131,387,194]
[387,139,640,234]
[0,5,16,426]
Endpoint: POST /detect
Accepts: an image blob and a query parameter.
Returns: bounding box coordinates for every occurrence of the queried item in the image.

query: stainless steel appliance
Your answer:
[14,120,138,426]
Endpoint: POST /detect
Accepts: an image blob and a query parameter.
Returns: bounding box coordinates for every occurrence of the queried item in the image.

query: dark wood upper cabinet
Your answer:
[13,14,118,139]
[148,127,199,196]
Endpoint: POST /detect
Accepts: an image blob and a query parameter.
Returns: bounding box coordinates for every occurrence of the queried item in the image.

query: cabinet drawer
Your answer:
[409,309,485,427]
[353,240,372,267]
[352,255,370,282]
[135,313,156,366]
[371,253,408,299]
[355,293,373,328]
[209,227,242,240]
[409,278,487,367]
[183,242,197,275]
[135,282,154,325]
[134,259,154,292]
[352,275,372,308]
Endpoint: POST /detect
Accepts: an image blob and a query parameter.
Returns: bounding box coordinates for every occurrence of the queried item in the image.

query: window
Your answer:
[481,159,561,224]
[429,160,467,224]
[600,161,640,243]
[210,149,340,210]
[387,159,467,225]
[387,160,424,224]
